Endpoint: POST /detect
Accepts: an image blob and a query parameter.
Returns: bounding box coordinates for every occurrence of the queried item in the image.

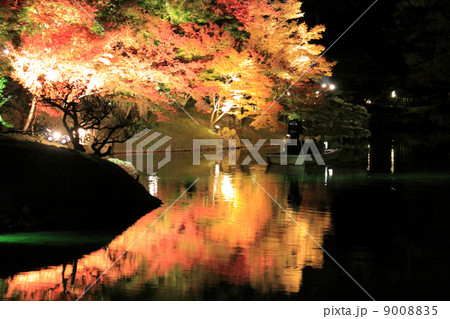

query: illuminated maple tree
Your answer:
[6,0,334,135]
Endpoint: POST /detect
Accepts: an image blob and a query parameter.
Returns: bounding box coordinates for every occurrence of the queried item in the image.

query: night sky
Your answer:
[301,0,404,98]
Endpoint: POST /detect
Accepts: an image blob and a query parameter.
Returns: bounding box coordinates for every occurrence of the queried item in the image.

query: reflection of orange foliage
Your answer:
[2,167,332,300]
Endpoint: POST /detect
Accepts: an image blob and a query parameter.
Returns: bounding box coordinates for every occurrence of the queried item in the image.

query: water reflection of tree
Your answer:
[1,166,332,300]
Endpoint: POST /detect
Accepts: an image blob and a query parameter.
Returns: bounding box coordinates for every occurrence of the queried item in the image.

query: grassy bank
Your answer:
[0,134,162,233]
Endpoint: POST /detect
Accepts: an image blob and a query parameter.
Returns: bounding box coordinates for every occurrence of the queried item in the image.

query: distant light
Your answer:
[391,90,396,98]
[324,141,328,149]
[287,91,291,96]
[215,125,220,129]
[315,91,320,95]
[329,84,336,90]
[322,83,327,88]
[366,99,372,104]
[286,134,291,138]
[328,168,334,177]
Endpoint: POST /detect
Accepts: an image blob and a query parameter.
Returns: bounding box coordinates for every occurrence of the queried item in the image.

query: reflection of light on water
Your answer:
[2,164,333,300]
[221,175,235,201]
[214,163,220,177]
[212,163,220,200]
[367,144,371,171]
[325,168,333,185]
[390,146,395,174]
[148,174,159,196]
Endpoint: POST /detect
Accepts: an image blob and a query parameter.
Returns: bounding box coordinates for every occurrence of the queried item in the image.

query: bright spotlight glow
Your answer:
[329,84,336,90]
[53,132,61,141]
[328,168,334,177]
[391,90,396,98]
[46,69,58,82]
[322,83,327,88]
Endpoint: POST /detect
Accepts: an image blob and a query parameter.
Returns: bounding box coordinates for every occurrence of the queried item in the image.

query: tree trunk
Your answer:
[125,103,133,118]
[61,103,85,153]
[23,95,37,133]
[210,109,217,128]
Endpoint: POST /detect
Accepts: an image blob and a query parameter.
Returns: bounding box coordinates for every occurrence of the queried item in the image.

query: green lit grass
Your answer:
[0,231,115,246]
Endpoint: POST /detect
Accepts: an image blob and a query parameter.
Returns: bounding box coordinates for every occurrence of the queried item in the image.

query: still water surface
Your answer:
[1,135,449,300]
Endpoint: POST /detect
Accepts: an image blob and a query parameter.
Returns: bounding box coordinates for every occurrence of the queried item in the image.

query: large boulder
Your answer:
[0,136,162,233]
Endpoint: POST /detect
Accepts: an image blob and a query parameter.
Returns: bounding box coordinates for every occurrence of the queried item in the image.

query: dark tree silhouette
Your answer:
[43,89,139,157]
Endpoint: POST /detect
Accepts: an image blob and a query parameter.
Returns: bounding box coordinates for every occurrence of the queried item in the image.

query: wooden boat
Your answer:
[266,148,342,165]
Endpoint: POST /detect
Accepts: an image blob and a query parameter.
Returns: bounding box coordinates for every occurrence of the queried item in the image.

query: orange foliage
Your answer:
[7,0,333,128]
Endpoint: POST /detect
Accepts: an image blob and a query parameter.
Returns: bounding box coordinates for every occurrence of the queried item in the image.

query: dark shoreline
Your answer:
[0,135,162,233]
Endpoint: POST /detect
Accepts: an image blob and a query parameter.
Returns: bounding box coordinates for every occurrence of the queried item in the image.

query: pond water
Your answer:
[1,133,449,300]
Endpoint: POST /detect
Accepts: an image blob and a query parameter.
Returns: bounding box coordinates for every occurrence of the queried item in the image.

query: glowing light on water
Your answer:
[148,174,159,196]
[214,163,220,177]
[221,175,235,201]
[325,167,333,185]
[390,146,395,174]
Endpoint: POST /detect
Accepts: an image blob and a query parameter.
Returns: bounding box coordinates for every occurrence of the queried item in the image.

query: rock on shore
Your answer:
[0,136,162,233]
